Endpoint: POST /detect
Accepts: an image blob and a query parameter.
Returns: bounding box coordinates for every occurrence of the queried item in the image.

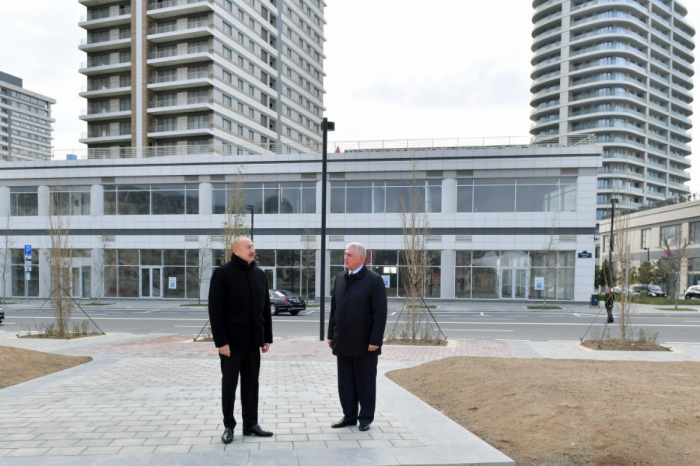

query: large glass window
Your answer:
[659,224,681,247]
[11,248,39,297]
[330,180,441,214]
[212,182,315,214]
[641,228,650,249]
[689,223,700,244]
[474,179,515,212]
[454,250,575,300]
[330,249,441,298]
[458,177,577,213]
[104,185,198,215]
[50,186,91,216]
[103,250,200,298]
[10,187,38,216]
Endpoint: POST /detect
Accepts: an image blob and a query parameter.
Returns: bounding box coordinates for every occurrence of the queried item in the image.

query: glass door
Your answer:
[70,267,82,298]
[501,268,528,299]
[140,267,162,298]
[514,268,527,299]
[501,269,513,299]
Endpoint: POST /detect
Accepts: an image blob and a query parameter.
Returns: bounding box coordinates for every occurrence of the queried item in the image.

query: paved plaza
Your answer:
[1,330,699,465]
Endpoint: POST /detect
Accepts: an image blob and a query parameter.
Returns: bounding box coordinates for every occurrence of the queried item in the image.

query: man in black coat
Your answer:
[208,236,273,444]
[327,242,387,432]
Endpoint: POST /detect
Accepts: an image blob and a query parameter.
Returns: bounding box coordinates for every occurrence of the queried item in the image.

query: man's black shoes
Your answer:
[221,427,234,444]
[243,424,273,437]
[359,420,371,431]
[331,417,357,428]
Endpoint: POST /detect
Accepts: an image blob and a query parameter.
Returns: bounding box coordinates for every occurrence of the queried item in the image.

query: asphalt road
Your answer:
[2,305,700,345]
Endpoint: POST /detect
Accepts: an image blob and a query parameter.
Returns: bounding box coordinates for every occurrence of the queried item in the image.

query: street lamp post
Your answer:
[246,205,254,242]
[319,118,335,341]
[608,199,617,288]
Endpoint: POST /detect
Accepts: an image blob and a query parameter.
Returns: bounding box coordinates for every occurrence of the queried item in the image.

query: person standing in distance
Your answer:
[208,236,273,444]
[605,286,615,323]
[327,242,388,432]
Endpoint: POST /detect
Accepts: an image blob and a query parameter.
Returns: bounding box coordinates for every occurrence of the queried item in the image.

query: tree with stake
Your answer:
[0,217,12,304]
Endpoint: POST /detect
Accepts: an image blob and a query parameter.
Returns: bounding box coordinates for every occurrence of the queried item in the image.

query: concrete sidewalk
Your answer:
[1,333,700,465]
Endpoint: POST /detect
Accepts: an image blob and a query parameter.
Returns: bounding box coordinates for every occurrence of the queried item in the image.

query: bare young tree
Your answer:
[301,228,316,302]
[611,206,635,340]
[221,167,250,260]
[387,165,442,343]
[0,217,12,303]
[92,234,112,304]
[191,236,212,305]
[539,215,559,306]
[44,194,74,338]
[660,237,690,310]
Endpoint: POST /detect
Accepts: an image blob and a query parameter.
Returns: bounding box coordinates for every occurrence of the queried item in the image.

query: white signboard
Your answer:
[381,275,391,288]
[24,266,32,272]
[168,277,177,289]
[534,277,545,291]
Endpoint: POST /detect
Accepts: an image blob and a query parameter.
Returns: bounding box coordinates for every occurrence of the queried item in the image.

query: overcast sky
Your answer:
[1,1,697,191]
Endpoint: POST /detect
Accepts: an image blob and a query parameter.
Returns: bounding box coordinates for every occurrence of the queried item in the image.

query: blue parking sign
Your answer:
[25,245,32,255]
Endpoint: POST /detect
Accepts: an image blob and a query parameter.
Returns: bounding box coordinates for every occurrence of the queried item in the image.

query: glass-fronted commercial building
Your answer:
[0,141,601,302]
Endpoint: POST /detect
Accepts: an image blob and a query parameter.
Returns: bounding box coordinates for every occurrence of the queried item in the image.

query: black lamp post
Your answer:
[246,205,255,242]
[608,199,617,287]
[320,117,335,341]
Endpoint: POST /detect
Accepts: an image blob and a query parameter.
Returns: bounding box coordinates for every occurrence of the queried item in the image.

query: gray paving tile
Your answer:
[45,446,88,456]
[247,450,300,466]
[4,448,50,457]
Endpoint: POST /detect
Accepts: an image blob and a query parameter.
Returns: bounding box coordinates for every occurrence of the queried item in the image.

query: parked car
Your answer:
[685,286,700,300]
[269,290,306,315]
[631,284,666,297]
[612,286,639,297]
[0,307,3,324]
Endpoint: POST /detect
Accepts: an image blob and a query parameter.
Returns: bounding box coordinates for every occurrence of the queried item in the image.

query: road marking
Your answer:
[174,325,206,328]
[390,312,396,316]
[496,339,530,341]
[480,312,484,316]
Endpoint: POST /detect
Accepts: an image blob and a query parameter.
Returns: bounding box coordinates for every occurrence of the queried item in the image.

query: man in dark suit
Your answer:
[208,236,273,444]
[327,242,388,432]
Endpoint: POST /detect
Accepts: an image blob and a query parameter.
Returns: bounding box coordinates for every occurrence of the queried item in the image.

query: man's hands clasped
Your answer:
[219,343,270,356]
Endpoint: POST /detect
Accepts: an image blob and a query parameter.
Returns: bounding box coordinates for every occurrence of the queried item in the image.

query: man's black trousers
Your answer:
[336,354,378,423]
[219,347,260,429]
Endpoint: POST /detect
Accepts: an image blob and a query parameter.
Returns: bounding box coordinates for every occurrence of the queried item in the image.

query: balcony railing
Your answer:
[148,45,211,59]
[81,82,131,92]
[148,20,211,35]
[148,71,212,84]
[148,96,213,108]
[149,122,212,132]
[147,0,213,10]
[81,56,131,69]
[80,6,131,22]
[81,30,131,45]
[81,130,131,139]
[83,105,131,115]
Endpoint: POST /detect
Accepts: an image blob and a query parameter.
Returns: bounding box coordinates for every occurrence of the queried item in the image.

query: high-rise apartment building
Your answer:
[78,0,325,155]
[0,71,55,161]
[529,0,695,219]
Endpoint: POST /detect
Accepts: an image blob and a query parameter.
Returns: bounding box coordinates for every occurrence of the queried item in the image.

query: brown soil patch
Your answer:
[387,357,700,466]
[580,338,671,351]
[0,346,92,389]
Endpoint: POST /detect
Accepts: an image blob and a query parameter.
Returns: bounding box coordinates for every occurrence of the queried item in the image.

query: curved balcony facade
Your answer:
[530,0,695,219]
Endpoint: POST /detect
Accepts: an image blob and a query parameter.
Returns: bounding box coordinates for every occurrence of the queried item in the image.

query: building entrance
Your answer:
[140,267,162,298]
[501,267,528,299]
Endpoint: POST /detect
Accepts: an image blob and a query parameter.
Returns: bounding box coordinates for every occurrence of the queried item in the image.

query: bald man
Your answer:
[208,236,273,444]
